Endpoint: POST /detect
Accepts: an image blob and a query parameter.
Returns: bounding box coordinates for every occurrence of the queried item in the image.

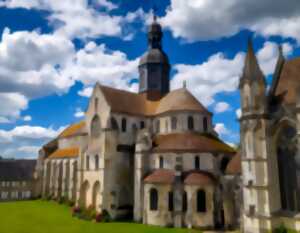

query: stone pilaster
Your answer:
[173,157,183,228]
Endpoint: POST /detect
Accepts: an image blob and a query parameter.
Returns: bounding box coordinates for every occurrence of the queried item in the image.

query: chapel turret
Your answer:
[138,15,170,100]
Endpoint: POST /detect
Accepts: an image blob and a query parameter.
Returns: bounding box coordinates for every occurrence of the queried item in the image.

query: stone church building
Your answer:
[39,18,241,230]
[240,40,300,232]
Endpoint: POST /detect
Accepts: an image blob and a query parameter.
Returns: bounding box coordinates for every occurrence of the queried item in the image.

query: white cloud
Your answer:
[0,117,10,124]
[78,87,93,97]
[0,1,147,40]
[74,108,85,118]
[236,108,242,119]
[69,42,139,91]
[172,41,293,107]
[23,115,32,121]
[214,123,230,136]
[0,93,28,119]
[17,145,40,154]
[161,0,300,42]
[257,41,293,75]
[171,52,244,106]
[214,102,230,113]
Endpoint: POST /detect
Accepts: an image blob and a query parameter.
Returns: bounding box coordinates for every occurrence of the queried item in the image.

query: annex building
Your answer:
[39,17,241,230]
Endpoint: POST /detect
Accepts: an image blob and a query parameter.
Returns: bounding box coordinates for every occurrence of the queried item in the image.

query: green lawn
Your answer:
[0,200,200,233]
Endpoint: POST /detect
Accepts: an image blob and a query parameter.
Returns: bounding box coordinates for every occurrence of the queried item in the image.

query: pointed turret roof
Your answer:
[239,39,265,88]
[269,44,286,96]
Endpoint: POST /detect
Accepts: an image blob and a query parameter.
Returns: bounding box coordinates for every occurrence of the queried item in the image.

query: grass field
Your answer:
[0,200,201,233]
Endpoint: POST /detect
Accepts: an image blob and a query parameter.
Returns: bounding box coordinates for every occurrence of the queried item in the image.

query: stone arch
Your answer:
[91,114,101,137]
[149,188,158,211]
[110,117,119,130]
[79,180,90,208]
[274,121,299,211]
[92,181,101,210]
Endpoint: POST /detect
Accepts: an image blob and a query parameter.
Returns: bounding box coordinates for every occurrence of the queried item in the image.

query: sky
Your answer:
[0,0,300,159]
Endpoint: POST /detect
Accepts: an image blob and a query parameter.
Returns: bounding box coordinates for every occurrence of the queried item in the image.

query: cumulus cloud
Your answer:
[214,123,230,136]
[236,108,242,119]
[171,41,293,106]
[74,108,85,118]
[0,0,147,40]
[0,125,64,158]
[161,0,300,42]
[171,52,244,106]
[0,93,28,120]
[23,115,32,122]
[214,102,230,113]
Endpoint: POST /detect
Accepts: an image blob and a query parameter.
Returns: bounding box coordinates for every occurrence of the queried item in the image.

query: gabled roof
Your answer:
[0,159,36,181]
[152,132,235,154]
[59,121,87,138]
[144,169,215,185]
[99,85,210,116]
[225,152,241,175]
[48,147,79,159]
[272,57,300,104]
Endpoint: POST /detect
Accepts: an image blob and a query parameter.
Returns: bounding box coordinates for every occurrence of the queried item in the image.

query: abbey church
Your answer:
[38,17,300,233]
[39,18,240,229]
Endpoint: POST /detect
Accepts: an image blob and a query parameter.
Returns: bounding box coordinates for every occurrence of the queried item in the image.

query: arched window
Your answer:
[203,117,208,132]
[140,121,145,129]
[159,156,164,169]
[276,125,299,211]
[95,155,99,170]
[188,116,194,130]
[171,117,177,130]
[91,115,101,137]
[121,118,127,132]
[197,190,206,212]
[195,156,200,170]
[168,192,173,211]
[110,117,118,130]
[150,188,158,211]
[86,156,90,170]
[182,191,187,212]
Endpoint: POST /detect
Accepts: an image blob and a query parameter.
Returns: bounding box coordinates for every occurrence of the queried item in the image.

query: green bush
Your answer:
[274,224,297,233]
[101,209,111,222]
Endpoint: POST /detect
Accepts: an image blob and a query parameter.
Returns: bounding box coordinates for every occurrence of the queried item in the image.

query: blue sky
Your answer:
[0,0,300,158]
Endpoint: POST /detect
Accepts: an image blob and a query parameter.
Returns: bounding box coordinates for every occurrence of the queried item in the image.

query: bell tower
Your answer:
[138,16,170,100]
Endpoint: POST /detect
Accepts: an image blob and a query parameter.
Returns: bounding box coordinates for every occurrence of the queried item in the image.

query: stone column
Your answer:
[69,159,74,201]
[62,160,67,198]
[49,161,54,196]
[42,161,48,196]
[173,157,183,228]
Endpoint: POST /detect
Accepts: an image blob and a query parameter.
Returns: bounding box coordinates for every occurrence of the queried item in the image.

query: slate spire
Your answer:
[239,38,265,88]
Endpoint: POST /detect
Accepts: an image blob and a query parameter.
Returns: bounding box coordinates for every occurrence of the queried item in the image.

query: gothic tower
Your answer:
[239,40,273,233]
[138,16,170,100]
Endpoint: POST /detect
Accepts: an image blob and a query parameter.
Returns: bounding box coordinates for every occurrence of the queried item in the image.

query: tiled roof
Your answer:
[225,152,241,175]
[0,159,36,181]
[274,57,300,104]
[144,169,175,184]
[144,169,215,186]
[48,147,79,159]
[99,85,210,116]
[183,170,215,185]
[153,133,236,153]
[59,121,87,138]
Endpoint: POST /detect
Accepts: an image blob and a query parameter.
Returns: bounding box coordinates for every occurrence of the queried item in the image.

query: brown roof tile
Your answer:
[225,152,241,175]
[144,169,175,184]
[153,133,236,153]
[48,147,79,159]
[59,121,87,138]
[99,85,210,116]
[274,57,300,104]
[183,170,215,185]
